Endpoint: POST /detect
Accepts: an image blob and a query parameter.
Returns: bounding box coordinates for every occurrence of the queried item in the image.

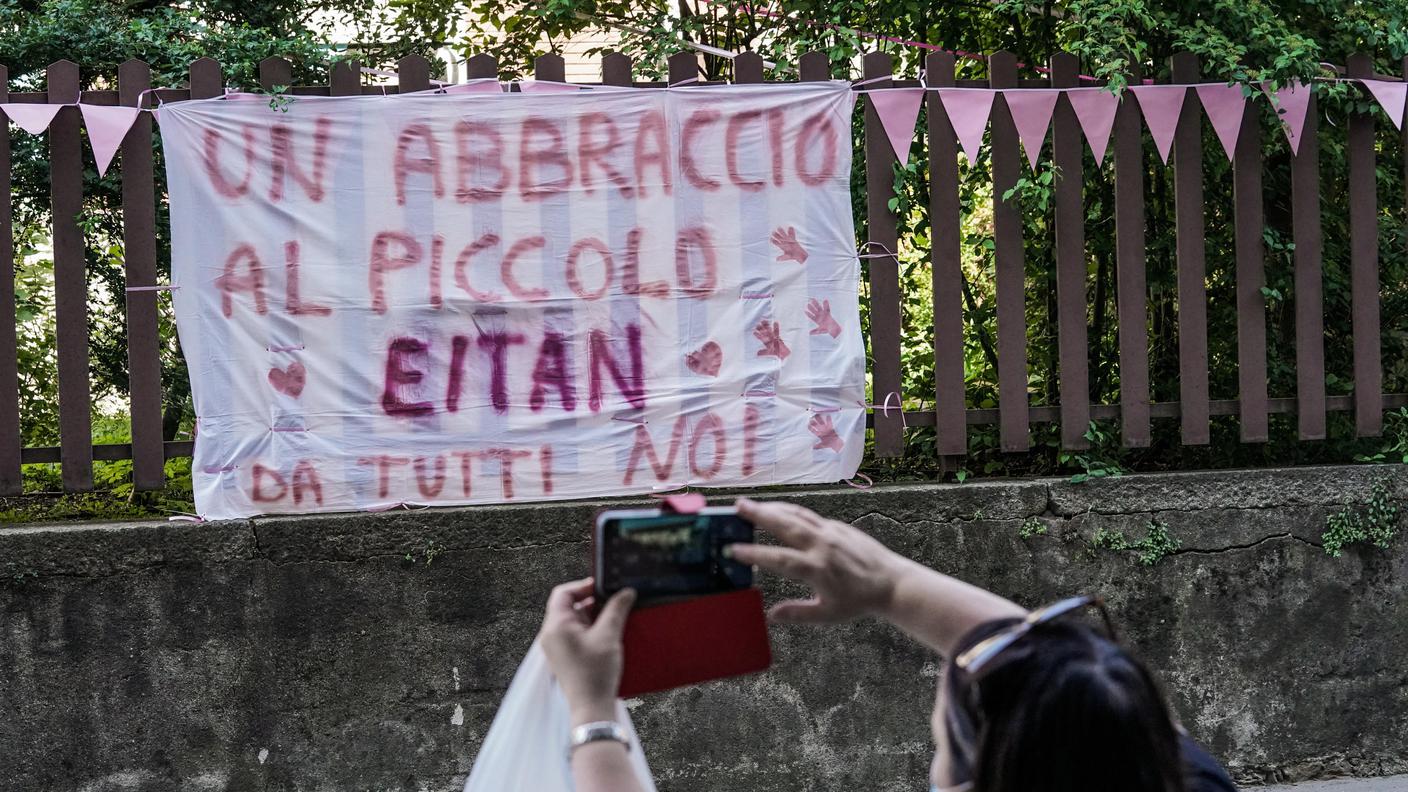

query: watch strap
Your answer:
[568,720,630,756]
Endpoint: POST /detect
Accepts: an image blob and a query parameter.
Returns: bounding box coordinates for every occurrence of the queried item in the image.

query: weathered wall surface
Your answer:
[2,465,1406,792]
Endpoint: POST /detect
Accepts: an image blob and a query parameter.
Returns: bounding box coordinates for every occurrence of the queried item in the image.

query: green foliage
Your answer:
[1019,517,1048,539]
[1355,410,1408,465]
[405,539,444,566]
[1322,479,1401,558]
[1060,423,1126,483]
[1089,519,1180,565]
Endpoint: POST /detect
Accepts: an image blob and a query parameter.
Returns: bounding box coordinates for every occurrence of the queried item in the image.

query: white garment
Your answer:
[463,641,657,792]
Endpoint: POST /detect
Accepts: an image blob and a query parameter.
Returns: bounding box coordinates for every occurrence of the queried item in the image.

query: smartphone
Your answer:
[594,507,754,601]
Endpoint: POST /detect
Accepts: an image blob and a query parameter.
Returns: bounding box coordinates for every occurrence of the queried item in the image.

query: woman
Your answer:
[539,498,1238,792]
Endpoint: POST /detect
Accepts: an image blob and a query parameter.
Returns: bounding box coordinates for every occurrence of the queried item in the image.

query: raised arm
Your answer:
[729,498,1025,657]
[538,579,648,792]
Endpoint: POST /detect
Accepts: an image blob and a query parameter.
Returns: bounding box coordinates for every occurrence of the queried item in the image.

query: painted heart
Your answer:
[268,362,306,397]
[685,341,723,377]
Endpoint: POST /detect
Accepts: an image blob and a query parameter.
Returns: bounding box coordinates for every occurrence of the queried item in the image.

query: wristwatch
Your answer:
[568,721,631,757]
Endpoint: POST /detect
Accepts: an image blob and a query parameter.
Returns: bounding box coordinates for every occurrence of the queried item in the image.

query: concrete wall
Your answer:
[2,465,1406,791]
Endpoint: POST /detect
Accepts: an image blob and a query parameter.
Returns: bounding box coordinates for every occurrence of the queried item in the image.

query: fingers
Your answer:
[590,588,637,639]
[736,497,822,547]
[728,542,814,581]
[546,578,595,616]
[768,598,840,624]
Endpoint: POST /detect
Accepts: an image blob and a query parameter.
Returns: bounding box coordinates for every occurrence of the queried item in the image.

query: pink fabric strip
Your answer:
[125,285,177,292]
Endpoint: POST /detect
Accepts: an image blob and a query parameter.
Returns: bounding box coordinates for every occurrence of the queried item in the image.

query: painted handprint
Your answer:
[808,413,845,452]
[753,320,791,361]
[806,298,842,338]
[771,226,809,264]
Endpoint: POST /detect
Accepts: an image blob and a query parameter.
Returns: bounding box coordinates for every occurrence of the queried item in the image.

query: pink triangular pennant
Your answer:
[869,88,924,163]
[1195,84,1246,161]
[443,80,503,95]
[520,80,580,94]
[1004,89,1060,170]
[1361,79,1407,131]
[1259,81,1312,155]
[80,105,141,177]
[937,89,995,167]
[1065,88,1119,164]
[2,104,63,136]
[1130,85,1186,164]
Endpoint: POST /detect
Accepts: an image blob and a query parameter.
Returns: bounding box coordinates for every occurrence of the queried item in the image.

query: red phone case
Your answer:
[619,587,772,698]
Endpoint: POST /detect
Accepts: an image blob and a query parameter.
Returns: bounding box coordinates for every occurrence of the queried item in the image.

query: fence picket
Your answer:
[1233,89,1269,442]
[989,51,1029,452]
[1347,54,1382,437]
[119,59,165,489]
[534,54,565,83]
[1171,52,1209,445]
[49,61,94,490]
[330,59,359,96]
[925,51,966,457]
[0,66,20,494]
[1291,83,1326,439]
[1115,65,1151,447]
[734,51,764,84]
[1051,52,1089,449]
[862,52,905,457]
[602,53,631,87]
[258,56,293,93]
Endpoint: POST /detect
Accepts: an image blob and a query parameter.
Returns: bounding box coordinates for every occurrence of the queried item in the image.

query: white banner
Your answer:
[159,82,865,519]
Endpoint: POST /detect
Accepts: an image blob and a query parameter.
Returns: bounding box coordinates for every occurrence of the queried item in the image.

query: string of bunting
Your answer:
[0,73,1402,184]
[862,78,1407,167]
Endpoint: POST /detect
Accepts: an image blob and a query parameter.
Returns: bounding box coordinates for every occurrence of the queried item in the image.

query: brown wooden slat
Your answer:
[1115,66,1151,446]
[0,67,20,494]
[118,59,165,490]
[734,52,764,83]
[668,51,697,85]
[398,55,431,93]
[861,52,905,457]
[258,56,293,93]
[1233,90,1269,442]
[1291,87,1326,439]
[1050,52,1089,449]
[602,53,631,87]
[1170,53,1209,445]
[989,51,1029,452]
[331,60,360,95]
[78,90,118,105]
[799,52,829,84]
[1347,54,1382,436]
[534,54,566,83]
[48,61,94,491]
[926,51,966,457]
[466,54,497,81]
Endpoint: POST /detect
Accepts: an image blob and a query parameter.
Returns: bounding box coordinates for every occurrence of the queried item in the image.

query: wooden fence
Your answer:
[3,49,1407,493]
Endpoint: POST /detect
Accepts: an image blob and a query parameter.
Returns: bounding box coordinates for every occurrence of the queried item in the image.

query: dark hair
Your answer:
[942,617,1187,792]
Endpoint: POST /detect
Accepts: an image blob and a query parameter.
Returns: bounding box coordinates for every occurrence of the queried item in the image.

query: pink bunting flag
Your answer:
[443,80,503,95]
[937,89,995,167]
[2,103,63,136]
[80,105,141,177]
[1004,89,1060,170]
[1259,81,1312,155]
[1361,79,1407,131]
[1195,84,1246,161]
[520,81,580,94]
[1129,85,1186,164]
[1065,88,1119,164]
[869,88,924,163]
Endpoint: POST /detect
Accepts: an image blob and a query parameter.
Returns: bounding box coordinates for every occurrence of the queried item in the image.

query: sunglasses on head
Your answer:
[954,594,1118,675]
